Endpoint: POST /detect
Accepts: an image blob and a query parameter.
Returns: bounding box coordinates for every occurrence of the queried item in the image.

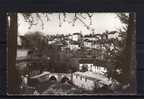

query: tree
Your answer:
[108,13,136,92]
[20,13,95,31]
[8,13,21,94]
[21,31,47,51]
[80,65,88,72]
[123,13,136,92]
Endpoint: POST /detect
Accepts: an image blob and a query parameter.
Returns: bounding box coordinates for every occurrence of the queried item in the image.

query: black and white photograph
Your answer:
[7,12,136,95]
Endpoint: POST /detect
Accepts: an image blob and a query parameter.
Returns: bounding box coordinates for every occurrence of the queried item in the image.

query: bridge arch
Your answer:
[47,73,72,82]
[61,76,70,83]
[49,75,58,82]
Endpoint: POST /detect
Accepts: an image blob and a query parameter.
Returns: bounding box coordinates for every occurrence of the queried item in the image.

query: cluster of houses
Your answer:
[46,31,121,60]
[50,32,118,48]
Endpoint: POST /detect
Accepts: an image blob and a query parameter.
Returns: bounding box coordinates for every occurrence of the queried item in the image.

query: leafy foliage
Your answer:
[107,13,136,91]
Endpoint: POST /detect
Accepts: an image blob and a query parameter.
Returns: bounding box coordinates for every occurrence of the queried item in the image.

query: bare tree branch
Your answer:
[36,13,44,29]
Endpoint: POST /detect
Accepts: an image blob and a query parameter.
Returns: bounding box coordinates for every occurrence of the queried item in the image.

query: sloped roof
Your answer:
[73,33,82,35]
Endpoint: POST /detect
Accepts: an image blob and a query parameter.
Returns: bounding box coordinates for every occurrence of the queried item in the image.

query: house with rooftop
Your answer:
[72,71,111,91]
[71,32,82,42]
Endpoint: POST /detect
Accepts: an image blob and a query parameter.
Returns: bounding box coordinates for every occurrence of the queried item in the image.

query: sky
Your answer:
[18,13,126,36]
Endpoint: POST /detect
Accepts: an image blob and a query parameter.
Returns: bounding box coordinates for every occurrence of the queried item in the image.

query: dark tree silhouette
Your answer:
[108,13,136,92]
[80,65,88,72]
[8,13,21,94]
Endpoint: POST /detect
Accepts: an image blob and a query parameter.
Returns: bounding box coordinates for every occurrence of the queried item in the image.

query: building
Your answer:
[83,39,92,48]
[48,40,56,45]
[83,34,98,41]
[108,31,121,40]
[16,49,29,74]
[17,49,29,60]
[72,71,112,91]
[79,63,93,71]
[68,44,80,50]
[71,33,82,41]
[79,61,107,75]
[82,34,102,49]
[65,40,80,51]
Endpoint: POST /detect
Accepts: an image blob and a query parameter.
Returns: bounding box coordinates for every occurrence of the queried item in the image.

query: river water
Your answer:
[38,81,90,95]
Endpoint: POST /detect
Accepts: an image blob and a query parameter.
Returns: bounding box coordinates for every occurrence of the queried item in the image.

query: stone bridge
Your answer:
[48,73,72,82]
[30,72,72,82]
